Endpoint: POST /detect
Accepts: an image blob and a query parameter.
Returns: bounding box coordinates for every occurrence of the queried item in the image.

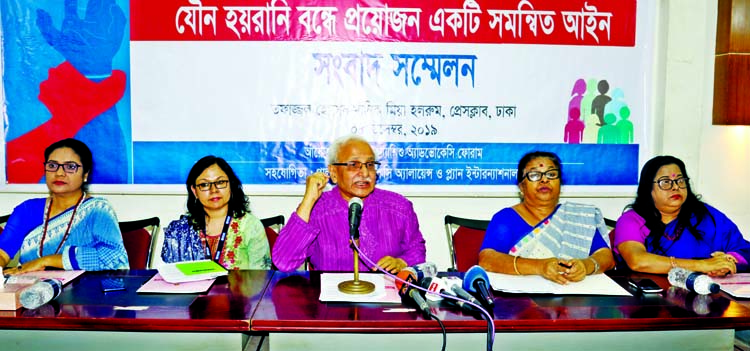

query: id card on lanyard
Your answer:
[203,215,232,263]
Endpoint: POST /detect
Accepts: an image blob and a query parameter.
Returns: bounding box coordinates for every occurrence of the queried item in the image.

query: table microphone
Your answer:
[443,276,481,306]
[463,265,495,308]
[396,268,430,318]
[348,197,363,239]
[421,277,478,313]
[338,197,373,294]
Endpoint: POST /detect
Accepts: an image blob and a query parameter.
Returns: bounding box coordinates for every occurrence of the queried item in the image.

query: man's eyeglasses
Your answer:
[523,169,560,182]
[331,161,380,172]
[44,162,82,174]
[195,180,230,191]
[654,177,689,190]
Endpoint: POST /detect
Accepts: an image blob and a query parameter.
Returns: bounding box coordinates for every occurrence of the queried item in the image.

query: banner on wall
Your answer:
[2,0,652,188]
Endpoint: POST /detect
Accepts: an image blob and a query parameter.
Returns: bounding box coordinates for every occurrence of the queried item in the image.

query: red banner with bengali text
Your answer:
[131,0,636,46]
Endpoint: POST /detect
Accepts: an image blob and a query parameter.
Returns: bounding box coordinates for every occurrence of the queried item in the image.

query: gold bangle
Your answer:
[588,257,600,275]
[670,256,677,268]
[513,255,521,275]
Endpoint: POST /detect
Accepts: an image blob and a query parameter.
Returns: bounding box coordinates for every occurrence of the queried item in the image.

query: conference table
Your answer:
[2,269,750,351]
[251,270,750,351]
[0,270,272,351]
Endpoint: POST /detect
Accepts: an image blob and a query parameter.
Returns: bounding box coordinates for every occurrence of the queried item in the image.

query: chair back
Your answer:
[0,214,17,268]
[261,215,285,251]
[0,214,9,235]
[119,217,161,270]
[604,217,627,270]
[261,215,285,270]
[444,215,490,272]
[605,218,617,248]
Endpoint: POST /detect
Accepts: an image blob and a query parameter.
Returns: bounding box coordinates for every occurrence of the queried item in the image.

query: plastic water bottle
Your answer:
[412,262,438,280]
[668,267,720,295]
[665,286,712,315]
[19,278,63,310]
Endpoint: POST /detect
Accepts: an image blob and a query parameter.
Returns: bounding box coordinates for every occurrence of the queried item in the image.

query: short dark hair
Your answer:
[44,138,93,190]
[516,151,562,184]
[185,156,249,230]
[627,155,710,254]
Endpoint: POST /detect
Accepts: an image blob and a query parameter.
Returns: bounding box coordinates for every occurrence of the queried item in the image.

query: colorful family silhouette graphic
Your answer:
[564,78,633,144]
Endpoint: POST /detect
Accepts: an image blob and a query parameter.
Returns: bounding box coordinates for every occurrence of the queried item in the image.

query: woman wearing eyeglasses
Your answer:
[161,155,271,270]
[0,138,129,272]
[478,151,615,284]
[614,155,749,276]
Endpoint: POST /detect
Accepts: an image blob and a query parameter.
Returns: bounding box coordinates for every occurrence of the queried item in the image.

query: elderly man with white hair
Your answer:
[272,135,426,272]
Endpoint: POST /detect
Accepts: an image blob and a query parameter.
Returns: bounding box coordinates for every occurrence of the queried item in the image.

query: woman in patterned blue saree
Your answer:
[478,151,615,284]
[161,155,271,270]
[0,138,128,272]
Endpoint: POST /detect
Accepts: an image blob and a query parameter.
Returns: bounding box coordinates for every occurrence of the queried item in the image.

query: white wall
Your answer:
[1,0,747,271]
[660,0,750,234]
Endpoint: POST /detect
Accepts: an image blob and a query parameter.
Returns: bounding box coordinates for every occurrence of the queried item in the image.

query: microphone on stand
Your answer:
[463,265,495,309]
[396,268,430,318]
[338,197,374,295]
[348,197,363,239]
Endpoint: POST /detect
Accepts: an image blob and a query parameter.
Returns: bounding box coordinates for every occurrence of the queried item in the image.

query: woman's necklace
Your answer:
[39,192,86,256]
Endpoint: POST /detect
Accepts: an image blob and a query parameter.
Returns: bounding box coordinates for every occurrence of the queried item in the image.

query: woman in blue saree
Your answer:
[0,138,128,272]
[478,151,615,284]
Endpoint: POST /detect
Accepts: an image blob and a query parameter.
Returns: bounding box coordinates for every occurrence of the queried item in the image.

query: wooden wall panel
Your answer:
[713,0,750,124]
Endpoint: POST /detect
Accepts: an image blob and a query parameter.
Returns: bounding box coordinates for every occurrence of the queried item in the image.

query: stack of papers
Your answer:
[158,260,228,283]
[713,273,750,298]
[319,273,401,303]
[487,272,632,296]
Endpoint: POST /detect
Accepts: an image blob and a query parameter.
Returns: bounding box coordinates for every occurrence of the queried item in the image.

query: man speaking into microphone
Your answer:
[272,135,427,272]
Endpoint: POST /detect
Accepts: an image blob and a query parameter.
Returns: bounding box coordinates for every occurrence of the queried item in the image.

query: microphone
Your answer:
[443,276,481,306]
[395,268,430,318]
[420,276,446,301]
[420,277,478,313]
[463,265,495,308]
[411,262,438,281]
[348,197,363,239]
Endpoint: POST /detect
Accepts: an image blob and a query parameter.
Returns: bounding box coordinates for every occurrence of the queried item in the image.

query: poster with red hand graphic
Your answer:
[2,0,130,184]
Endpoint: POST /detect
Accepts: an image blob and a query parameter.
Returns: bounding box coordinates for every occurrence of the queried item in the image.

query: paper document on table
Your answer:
[488,272,631,296]
[319,273,401,303]
[16,270,85,286]
[158,259,227,283]
[137,273,216,294]
[713,273,750,298]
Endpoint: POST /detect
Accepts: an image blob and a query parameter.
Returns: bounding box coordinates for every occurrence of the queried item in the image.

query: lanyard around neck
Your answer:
[39,192,86,257]
[201,215,232,262]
